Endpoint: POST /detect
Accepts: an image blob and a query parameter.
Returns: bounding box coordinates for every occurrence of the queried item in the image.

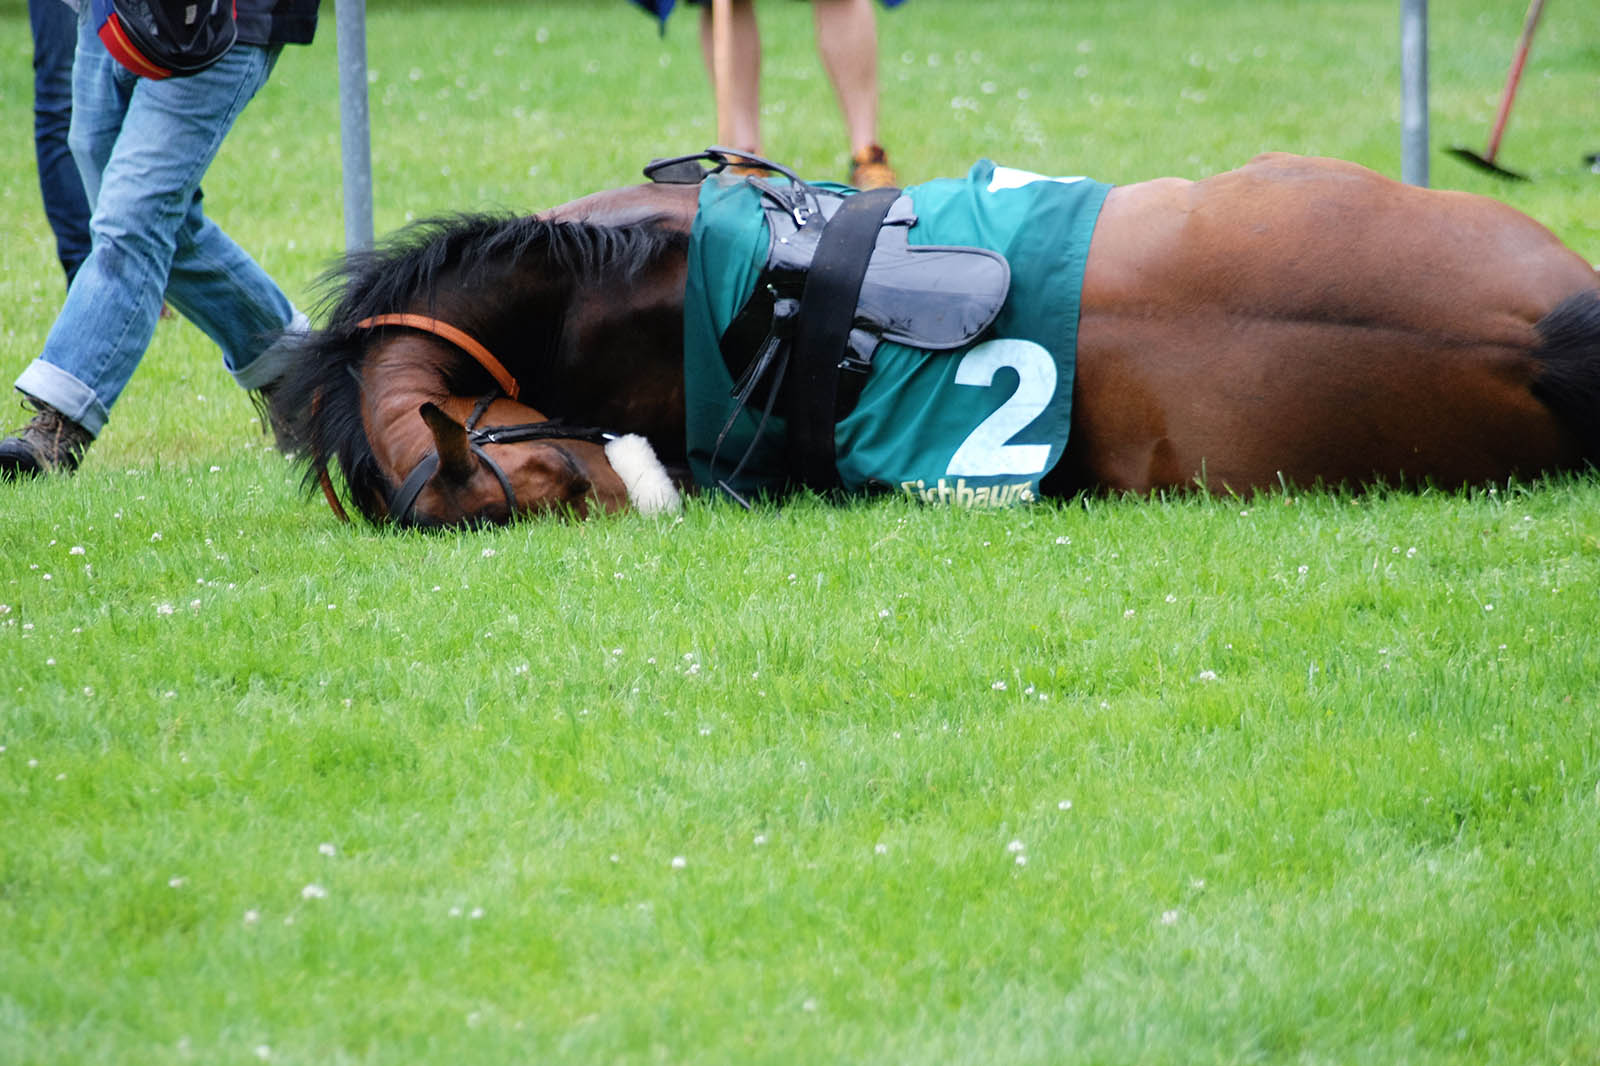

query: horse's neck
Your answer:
[540,185,698,456]
[557,261,690,457]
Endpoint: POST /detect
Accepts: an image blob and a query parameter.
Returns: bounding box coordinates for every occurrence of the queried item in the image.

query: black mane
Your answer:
[316,211,684,334]
[269,211,687,524]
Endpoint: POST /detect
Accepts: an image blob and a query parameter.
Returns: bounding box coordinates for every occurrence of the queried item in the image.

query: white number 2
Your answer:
[944,339,1055,477]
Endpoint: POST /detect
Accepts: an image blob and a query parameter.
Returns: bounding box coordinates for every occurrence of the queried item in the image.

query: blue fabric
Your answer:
[30,0,91,284]
[13,7,298,436]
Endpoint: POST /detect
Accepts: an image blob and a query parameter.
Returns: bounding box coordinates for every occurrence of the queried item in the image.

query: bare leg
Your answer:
[698,0,762,157]
[812,0,880,156]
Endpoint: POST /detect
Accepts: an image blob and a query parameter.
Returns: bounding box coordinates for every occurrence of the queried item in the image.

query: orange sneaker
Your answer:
[849,144,898,189]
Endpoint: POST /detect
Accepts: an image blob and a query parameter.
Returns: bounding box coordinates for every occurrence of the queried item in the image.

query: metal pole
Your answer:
[1400,0,1429,186]
[335,0,375,250]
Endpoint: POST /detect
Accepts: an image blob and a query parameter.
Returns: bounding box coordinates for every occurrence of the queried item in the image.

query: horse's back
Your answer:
[1060,153,1598,493]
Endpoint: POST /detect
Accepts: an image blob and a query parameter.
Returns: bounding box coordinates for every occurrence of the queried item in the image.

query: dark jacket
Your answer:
[236,0,320,47]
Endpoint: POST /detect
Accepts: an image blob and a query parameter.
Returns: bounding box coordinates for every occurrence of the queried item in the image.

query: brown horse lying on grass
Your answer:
[270,151,1600,527]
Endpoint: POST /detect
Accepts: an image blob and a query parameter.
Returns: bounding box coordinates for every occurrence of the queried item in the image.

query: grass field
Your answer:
[3,1,1599,1062]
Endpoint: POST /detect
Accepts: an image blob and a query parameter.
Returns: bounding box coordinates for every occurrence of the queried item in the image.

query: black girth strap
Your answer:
[785,185,901,493]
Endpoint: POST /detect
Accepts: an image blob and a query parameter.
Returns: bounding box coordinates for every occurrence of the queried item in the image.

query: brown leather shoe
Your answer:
[250,381,298,454]
[0,400,93,479]
[849,144,898,190]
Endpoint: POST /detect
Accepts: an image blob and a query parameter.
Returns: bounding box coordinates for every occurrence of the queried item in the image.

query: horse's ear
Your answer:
[418,402,476,484]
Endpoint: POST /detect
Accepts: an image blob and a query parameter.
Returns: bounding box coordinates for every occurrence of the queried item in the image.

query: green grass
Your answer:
[3,1,1600,1063]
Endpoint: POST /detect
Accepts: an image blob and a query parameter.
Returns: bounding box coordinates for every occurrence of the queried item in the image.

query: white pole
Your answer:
[1400,0,1429,186]
[335,0,375,250]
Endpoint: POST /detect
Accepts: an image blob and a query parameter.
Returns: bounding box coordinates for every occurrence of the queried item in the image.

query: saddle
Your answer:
[647,149,1011,496]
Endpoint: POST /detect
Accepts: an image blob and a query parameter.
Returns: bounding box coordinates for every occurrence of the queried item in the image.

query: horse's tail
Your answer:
[1529,288,1600,466]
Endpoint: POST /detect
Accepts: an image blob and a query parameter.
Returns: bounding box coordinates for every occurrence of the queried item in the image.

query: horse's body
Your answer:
[274,152,1600,526]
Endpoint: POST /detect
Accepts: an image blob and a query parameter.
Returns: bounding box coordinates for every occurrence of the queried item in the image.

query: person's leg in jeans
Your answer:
[29,0,90,284]
[2,12,302,477]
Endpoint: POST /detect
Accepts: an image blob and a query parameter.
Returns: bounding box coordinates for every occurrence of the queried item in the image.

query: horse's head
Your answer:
[271,187,700,527]
[382,393,680,528]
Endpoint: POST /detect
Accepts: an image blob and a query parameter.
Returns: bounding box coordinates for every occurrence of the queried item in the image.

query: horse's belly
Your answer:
[1060,156,1593,493]
[1067,319,1575,493]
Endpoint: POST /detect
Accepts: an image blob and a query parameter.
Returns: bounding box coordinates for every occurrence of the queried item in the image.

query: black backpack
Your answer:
[91,0,238,80]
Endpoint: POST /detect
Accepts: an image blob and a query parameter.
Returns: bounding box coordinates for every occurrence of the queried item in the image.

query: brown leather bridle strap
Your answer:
[356,313,520,401]
[309,386,352,523]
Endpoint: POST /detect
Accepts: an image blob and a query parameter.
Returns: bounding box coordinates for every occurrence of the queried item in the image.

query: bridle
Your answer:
[386,391,617,526]
[350,314,617,527]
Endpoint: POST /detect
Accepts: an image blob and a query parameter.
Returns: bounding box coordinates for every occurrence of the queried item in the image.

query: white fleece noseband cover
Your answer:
[603,434,682,515]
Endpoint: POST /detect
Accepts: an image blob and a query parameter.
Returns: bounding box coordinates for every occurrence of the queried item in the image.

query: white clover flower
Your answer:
[1058,800,1073,810]
[874,843,888,855]
[301,883,327,900]
[1006,840,1026,853]
[670,855,687,869]
[168,877,186,888]
[481,548,497,558]
[318,843,337,857]
[69,546,85,556]
[1197,670,1219,682]
[156,603,175,616]
[1160,909,1180,925]
[991,681,1007,691]
[244,909,260,924]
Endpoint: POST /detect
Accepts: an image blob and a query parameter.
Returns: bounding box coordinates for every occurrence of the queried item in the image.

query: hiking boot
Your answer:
[849,144,898,190]
[0,400,93,479]
[249,380,298,454]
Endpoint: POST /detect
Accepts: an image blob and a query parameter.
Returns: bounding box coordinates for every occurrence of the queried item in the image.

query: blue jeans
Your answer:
[14,10,304,438]
[30,0,90,283]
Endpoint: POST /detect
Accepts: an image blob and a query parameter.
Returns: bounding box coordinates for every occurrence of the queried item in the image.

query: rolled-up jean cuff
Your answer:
[231,308,309,391]
[14,360,107,437]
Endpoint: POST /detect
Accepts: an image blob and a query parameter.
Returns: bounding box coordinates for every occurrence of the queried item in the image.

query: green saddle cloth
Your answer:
[683,159,1112,505]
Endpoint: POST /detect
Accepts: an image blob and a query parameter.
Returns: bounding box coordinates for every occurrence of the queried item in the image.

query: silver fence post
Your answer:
[335,0,375,250]
[1400,0,1429,186]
